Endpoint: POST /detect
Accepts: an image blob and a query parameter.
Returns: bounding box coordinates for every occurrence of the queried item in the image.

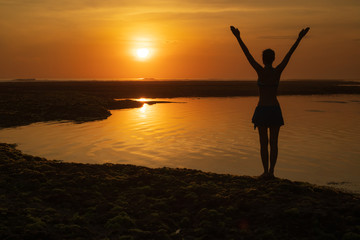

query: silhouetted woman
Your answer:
[230,26,310,178]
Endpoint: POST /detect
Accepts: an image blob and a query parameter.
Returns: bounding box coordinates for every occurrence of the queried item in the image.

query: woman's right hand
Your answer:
[298,27,310,40]
[230,26,240,38]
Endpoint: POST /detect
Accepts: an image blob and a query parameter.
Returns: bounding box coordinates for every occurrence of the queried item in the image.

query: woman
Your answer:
[230,26,310,178]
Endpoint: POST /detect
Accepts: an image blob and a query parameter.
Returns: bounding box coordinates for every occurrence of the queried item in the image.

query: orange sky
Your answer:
[0,0,359,80]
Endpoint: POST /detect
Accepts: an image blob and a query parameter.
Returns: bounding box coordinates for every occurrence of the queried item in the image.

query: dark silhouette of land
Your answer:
[1,80,359,98]
[1,80,359,239]
[0,80,359,128]
[1,143,359,239]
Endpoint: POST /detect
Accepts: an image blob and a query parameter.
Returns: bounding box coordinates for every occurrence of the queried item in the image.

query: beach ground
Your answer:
[1,80,360,239]
[1,143,359,240]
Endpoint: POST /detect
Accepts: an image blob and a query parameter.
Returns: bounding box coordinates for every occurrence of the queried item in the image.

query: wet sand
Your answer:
[1,143,359,239]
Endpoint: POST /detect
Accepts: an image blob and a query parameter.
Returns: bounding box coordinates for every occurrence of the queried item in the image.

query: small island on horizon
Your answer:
[11,78,37,82]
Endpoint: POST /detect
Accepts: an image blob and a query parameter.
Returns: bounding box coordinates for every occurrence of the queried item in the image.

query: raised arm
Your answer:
[276,27,310,73]
[230,26,262,72]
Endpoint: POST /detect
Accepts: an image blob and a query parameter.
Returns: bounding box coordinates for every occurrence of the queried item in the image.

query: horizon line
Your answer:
[1,78,359,82]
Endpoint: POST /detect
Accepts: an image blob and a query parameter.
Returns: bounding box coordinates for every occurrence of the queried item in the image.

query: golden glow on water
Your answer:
[139,103,148,115]
[0,95,359,192]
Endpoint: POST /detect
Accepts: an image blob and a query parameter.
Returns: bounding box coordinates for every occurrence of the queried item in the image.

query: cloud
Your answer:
[2,0,357,12]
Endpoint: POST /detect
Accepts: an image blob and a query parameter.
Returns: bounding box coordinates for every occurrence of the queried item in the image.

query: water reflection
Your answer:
[0,95,359,192]
[139,103,148,115]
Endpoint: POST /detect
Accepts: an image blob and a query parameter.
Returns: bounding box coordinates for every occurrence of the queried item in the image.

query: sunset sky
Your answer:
[1,0,359,80]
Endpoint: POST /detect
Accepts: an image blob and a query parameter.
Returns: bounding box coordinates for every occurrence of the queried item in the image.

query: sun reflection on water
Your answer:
[139,103,148,115]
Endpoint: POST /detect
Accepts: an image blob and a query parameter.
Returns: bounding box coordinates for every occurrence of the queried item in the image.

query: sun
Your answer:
[136,48,150,60]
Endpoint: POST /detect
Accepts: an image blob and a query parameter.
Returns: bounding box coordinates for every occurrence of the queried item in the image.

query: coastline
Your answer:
[0,80,359,128]
[1,143,359,239]
[1,81,359,238]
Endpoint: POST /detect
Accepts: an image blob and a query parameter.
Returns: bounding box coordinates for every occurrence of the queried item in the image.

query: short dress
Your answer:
[251,105,284,129]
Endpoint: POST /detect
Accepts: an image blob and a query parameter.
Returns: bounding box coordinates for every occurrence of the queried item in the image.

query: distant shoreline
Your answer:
[0,80,359,128]
[1,78,359,82]
[1,79,359,97]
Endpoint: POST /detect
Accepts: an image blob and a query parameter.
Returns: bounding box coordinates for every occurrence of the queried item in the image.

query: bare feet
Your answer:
[267,172,275,179]
[258,172,275,180]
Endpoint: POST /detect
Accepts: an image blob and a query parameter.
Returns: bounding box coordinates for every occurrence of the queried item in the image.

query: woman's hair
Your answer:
[262,49,275,65]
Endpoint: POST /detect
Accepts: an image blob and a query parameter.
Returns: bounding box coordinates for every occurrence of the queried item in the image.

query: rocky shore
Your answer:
[1,143,359,240]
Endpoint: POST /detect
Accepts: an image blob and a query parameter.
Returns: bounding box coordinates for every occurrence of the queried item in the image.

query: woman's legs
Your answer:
[258,126,280,176]
[269,126,280,175]
[257,126,269,174]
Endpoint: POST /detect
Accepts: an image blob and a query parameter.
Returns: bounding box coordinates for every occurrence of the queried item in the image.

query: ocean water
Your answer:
[1,95,359,192]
